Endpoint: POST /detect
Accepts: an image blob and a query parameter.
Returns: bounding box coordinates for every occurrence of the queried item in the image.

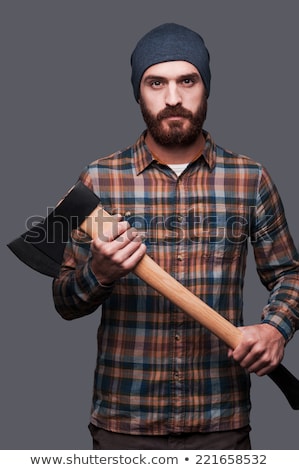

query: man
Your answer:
[53,23,299,450]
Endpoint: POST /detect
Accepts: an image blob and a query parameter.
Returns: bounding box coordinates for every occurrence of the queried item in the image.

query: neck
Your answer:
[145,131,205,164]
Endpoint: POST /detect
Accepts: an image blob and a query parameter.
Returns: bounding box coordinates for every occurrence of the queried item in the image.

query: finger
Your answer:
[238,346,265,369]
[109,232,145,264]
[94,220,130,245]
[227,348,234,359]
[240,354,262,371]
[255,363,278,377]
[109,227,143,253]
[92,229,143,267]
[231,343,252,363]
[246,358,273,376]
[231,328,258,363]
[246,350,282,375]
[238,346,276,372]
[118,242,147,271]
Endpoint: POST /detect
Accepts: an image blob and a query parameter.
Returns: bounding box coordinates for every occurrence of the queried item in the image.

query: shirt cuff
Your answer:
[80,260,114,298]
[261,311,295,342]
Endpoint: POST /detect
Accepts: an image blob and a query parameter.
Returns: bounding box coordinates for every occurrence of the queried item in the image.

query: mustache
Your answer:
[157,105,193,121]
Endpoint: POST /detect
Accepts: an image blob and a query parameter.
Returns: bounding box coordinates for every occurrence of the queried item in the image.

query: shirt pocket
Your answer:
[200,241,244,260]
[192,204,250,261]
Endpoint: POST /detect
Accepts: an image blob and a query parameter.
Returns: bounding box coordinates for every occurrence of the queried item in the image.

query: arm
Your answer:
[229,166,299,375]
[53,219,146,320]
[52,173,146,320]
[52,230,114,320]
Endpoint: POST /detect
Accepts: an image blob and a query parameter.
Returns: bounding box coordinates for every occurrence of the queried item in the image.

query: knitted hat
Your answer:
[130,23,211,101]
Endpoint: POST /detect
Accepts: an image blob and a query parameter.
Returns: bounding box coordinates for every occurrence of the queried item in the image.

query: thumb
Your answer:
[227,348,234,359]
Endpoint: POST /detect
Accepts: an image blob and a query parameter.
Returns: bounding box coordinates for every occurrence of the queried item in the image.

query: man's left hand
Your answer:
[227,324,286,376]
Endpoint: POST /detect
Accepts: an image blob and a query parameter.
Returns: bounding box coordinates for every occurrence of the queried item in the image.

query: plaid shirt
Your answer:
[53,131,299,435]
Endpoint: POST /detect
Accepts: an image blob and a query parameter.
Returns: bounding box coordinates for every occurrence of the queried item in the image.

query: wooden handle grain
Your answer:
[81,206,242,350]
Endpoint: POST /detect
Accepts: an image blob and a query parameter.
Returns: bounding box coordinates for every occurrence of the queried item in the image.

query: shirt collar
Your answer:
[134,130,216,175]
[201,130,217,171]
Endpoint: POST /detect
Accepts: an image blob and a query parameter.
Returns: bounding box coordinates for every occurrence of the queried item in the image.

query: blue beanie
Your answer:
[130,23,211,102]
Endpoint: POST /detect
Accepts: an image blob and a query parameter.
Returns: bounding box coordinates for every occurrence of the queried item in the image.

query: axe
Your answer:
[7,181,299,410]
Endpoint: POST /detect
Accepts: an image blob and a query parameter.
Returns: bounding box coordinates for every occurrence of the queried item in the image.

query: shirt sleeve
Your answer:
[52,238,114,320]
[251,166,299,341]
[52,172,114,320]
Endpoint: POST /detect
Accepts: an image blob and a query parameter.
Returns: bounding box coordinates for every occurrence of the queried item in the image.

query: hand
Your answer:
[90,219,147,285]
[227,323,286,376]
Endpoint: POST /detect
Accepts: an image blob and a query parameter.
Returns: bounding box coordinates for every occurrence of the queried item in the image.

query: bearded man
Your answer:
[53,23,299,450]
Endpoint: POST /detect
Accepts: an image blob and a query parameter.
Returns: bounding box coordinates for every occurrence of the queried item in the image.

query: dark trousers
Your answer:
[88,423,251,450]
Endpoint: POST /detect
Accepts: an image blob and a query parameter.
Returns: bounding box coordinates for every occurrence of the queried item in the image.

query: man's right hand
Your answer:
[90,219,147,285]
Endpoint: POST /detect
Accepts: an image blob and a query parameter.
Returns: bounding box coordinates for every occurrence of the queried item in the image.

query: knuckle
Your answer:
[119,220,131,232]
[140,244,147,254]
[254,344,265,356]
[100,243,116,259]
[243,337,255,350]
[92,237,102,249]
[110,250,124,265]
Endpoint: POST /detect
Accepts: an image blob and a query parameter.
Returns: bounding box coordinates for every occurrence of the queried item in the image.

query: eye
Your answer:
[180,73,201,87]
[151,80,163,88]
[182,78,194,86]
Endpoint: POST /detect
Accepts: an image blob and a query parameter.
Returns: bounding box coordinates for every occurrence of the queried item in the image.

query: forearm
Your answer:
[252,166,299,342]
[52,260,114,320]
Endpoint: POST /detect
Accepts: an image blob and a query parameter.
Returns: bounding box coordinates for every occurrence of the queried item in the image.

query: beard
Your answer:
[140,97,207,147]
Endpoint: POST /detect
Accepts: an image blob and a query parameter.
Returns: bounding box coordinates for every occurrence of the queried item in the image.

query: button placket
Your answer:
[169,176,190,432]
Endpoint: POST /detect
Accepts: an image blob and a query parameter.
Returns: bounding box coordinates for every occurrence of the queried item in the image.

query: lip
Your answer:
[164,116,185,120]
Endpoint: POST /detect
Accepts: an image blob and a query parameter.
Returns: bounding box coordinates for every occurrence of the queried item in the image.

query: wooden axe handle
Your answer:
[135,254,242,349]
[80,205,299,411]
[80,206,242,349]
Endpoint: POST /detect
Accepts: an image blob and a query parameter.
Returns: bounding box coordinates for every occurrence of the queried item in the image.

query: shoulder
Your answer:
[204,131,263,175]
[78,144,135,188]
[215,143,263,171]
[88,145,133,170]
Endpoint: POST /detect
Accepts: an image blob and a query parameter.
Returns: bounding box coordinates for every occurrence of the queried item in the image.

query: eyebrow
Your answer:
[142,72,201,83]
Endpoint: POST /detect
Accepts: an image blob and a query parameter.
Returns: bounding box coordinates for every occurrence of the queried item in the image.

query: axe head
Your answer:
[7,182,100,277]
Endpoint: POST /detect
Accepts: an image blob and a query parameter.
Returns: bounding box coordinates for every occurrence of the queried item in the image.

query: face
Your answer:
[139,61,207,146]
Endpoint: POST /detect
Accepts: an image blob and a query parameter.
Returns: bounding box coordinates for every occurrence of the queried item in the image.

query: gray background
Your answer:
[1,0,298,450]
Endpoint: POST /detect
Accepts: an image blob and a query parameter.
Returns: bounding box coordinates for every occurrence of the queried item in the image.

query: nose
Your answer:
[165,82,182,107]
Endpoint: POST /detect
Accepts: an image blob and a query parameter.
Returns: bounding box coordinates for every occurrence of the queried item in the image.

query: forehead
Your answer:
[142,61,200,80]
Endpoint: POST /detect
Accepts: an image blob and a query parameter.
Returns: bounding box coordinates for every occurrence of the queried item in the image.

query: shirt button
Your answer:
[177,215,183,223]
[177,255,183,261]
[175,334,180,341]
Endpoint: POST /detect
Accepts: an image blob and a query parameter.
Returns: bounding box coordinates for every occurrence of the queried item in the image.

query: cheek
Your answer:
[183,92,203,110]
[141,95,164,117]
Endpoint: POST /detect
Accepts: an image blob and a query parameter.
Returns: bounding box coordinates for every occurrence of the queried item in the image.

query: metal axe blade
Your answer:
[268,364,299,410]
[7,181,100,277]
